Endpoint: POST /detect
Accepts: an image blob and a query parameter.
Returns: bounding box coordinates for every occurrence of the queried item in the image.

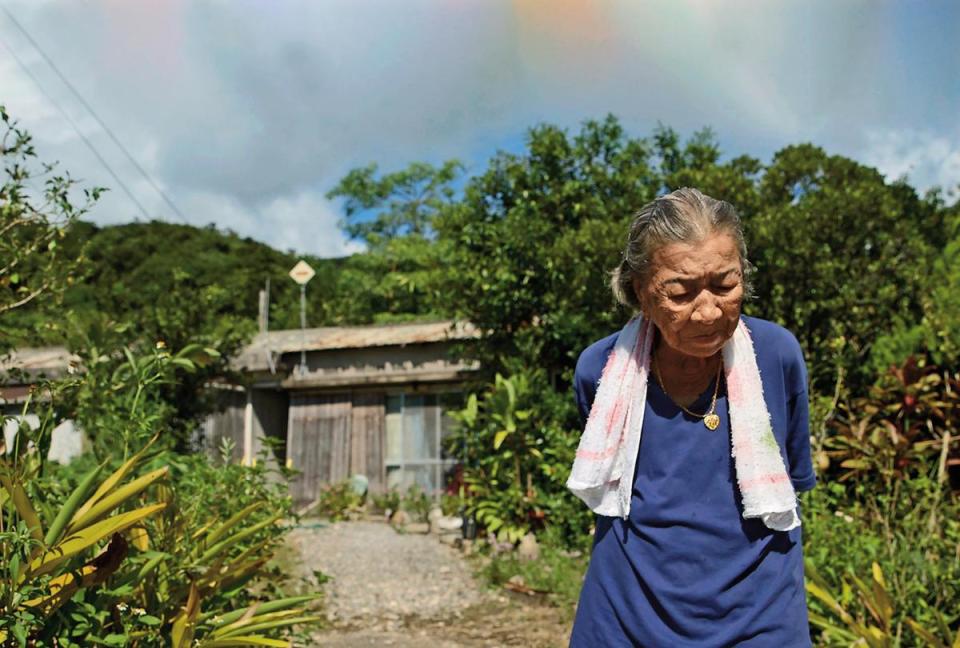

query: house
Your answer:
[191,319,480,505]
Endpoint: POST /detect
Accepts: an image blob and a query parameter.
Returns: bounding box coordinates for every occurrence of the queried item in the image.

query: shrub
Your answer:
[802,477,960,645]
[370,489,402,515]
[311,480,365,522]
[0,345,319,645]
[446,367,592,548]
[400,484,432,522]
[820,358,959,490]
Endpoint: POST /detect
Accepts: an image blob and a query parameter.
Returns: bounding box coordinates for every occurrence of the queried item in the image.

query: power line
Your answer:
[0,32,151,220]
[1,4,189,224]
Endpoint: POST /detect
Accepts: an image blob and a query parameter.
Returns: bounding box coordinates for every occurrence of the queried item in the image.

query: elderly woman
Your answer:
[567,188,816,647]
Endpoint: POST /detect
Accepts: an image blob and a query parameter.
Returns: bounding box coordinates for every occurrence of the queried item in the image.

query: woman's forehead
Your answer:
[650,233,741,276]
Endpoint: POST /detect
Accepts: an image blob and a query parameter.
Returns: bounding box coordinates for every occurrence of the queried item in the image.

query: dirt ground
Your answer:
[280,519,572,648]
[310,595,571,648]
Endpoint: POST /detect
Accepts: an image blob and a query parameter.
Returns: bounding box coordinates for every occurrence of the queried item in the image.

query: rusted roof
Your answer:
[233,320,479,372]
[1,321,479,381]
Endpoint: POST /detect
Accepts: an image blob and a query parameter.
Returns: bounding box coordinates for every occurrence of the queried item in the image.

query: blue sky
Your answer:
[1,0,958,257]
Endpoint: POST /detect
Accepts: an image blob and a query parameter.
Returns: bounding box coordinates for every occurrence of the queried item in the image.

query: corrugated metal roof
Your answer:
[233,320,479,371]
[1,321,479,380]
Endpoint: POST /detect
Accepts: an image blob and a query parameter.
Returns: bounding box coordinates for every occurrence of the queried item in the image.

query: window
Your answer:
[384,393,460,494]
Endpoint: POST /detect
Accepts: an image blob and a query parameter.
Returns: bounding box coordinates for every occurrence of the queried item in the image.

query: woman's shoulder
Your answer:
[575,330,621,383]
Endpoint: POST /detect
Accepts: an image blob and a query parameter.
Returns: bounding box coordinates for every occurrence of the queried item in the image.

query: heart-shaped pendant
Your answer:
[704,414,720,430]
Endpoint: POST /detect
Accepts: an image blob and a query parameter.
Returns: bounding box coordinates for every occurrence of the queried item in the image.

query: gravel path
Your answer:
[283,519,571,647]
[286,520,484,627]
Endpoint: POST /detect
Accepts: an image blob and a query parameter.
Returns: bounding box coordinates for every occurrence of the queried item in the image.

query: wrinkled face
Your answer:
[633,232,744,359]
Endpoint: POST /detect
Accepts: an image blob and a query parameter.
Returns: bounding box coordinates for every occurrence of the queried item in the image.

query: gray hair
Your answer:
[610,187,754,310]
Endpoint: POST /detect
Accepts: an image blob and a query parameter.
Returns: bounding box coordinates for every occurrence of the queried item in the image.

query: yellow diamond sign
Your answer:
[289,260,316,285]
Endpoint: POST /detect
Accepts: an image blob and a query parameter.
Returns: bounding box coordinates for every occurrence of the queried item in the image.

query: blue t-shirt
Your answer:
[569,316,816,648]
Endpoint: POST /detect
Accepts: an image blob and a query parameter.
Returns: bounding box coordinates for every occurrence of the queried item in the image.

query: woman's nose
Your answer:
[691,294,722,323]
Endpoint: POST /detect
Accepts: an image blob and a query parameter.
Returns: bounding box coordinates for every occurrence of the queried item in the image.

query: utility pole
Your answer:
[288,260,316,376]
[258,277,271,334]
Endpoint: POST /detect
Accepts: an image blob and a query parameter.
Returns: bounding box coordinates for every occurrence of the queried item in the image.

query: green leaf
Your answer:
[215,615,323,639]
[25,503,166,580]
[44,462,105,546]
[0,472,44,542]
[202,502,264,547]
[199,595,319,625]
[199,513,281,563]
[172,582,200,648]
[198,637,288,648]
[905,619,946,648]
[68,467,168,533]
[69,436,157,529]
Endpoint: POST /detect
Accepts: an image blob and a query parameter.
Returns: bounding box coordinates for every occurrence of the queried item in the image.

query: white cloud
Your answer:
[175,189,363,258]
[862,130,960,198]
[257,191,365,258]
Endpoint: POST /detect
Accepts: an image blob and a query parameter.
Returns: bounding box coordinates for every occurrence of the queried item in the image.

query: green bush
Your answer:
[0,344,318,646]
[370,489,402,515]
[802,477,960,645]
[311,479,365,522]
[369,485,457,521]
[871,217,960,371]
[819,358,959,489]
[446,366,592,548]
[400,484,432,522]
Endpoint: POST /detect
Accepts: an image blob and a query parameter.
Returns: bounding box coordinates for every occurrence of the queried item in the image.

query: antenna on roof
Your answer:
[258,278,277,374]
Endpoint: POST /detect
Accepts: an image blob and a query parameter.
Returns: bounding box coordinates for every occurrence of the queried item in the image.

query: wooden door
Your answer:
[287,393,351,505]
[350,393,386,492]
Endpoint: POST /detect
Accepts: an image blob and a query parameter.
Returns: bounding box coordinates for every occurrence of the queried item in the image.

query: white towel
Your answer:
[566,316,800,531]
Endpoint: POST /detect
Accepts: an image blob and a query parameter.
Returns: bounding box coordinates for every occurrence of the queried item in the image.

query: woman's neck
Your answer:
[653,336,721,405]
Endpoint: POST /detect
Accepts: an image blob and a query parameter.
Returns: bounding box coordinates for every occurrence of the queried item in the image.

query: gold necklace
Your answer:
[653,354,723,430]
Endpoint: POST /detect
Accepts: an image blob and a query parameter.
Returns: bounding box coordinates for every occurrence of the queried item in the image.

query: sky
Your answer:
[1,0,958,258]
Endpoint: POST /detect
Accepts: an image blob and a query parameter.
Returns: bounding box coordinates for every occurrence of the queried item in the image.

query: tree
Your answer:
[326,160,465,322]
[435,116,661,383]
[0,106,102,350]
[330,115,953,398]
[327,159,463,245]
[870,200,960,369]
[745,144,946,390]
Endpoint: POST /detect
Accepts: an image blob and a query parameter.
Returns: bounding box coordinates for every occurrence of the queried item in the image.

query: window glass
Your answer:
[440,393,462,459]
[385,395,403,462]
[403,395,435,460]
[386,464,435,492]
[384,392,461,495]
